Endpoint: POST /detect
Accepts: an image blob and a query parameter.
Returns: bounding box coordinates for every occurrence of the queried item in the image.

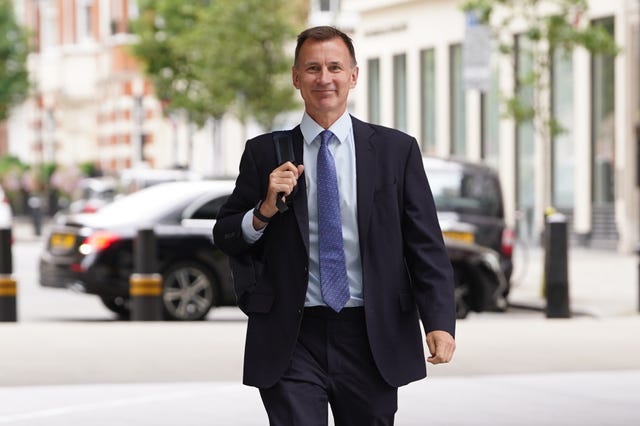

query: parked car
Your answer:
[0,185,13,229]
[118,167,203,194]
[66,177,119,214]
[39,180,237,320]
[39,179,506,320]
[423,156,514,289]
[445,237,508,318]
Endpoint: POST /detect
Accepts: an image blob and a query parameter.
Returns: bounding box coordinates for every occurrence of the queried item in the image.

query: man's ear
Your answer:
[349,66,359,89]
[292,67,300,89]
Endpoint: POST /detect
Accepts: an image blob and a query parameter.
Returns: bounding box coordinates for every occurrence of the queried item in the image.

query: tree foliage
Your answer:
[462,0,618,133]
[130,0,217,127]
[0,0,30,122]
[131,0,303,130]
[462,0,619,209]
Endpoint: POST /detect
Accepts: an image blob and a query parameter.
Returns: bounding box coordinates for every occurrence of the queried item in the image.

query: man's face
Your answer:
[292,37,358,122]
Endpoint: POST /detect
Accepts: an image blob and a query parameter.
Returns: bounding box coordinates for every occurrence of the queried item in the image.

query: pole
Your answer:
[130,228,163,321]
[545,213,571,318]
[0,228,17,322]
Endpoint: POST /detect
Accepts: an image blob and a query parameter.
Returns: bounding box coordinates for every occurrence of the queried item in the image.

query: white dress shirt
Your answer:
[241,110,364,307]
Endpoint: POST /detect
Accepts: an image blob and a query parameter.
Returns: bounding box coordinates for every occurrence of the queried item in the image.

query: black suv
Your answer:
[423,156,514,288]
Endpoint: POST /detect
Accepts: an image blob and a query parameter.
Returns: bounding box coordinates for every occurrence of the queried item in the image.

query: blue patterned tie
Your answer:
[317,130,350,312]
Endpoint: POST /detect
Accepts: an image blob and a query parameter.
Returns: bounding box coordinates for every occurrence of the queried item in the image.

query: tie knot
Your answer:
[320,130,334,146]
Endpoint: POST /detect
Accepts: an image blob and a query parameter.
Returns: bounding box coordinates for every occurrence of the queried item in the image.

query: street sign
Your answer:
[463,10,492,92]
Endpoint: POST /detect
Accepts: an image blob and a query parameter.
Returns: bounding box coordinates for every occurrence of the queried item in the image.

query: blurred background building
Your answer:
[340,0,639,253]
[7,0,247,179]
[2,0,640,253]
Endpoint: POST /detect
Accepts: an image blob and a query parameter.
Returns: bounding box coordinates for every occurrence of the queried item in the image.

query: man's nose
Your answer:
[317,67,331,83]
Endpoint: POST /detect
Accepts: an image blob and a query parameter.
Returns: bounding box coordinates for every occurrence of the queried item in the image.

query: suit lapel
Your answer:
[290,126,310,255]
[352,116,375,256]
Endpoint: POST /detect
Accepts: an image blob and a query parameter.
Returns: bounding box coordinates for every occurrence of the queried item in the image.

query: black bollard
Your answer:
[545,213,571,318]
[0,228,17,322]
[130,228,163,321]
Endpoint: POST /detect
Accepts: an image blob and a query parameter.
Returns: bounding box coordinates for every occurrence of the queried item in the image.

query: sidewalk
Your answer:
[0,370,638,425]
[507,242,637,317]
[11,216,49,243]
[0,318,639,425]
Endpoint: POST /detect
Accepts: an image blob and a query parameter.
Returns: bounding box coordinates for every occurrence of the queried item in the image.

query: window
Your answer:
[551,47,574,209]
[39,3,57,50]
[481,70,500,169]
[367,58,381,124]
[450,44,466,156]
[420,49,436,154]
[591,17,615,205]
[393,53,407,131]
[319,0,340,12]
[429,168,502,217]
[77,0,94,42]
[190,196,230,220]
[515,34,535,239]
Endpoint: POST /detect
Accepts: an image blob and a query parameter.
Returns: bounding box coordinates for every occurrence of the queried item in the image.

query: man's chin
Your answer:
[313,97,340,110]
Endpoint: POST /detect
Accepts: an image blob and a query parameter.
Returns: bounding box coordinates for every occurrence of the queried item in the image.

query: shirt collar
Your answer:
[300,110,352,146]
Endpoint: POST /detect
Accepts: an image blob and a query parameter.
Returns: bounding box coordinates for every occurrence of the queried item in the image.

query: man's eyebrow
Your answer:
[302,60,344,67]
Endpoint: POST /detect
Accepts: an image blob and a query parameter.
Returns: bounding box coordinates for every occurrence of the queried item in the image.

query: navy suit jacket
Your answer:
[213,116,455,389]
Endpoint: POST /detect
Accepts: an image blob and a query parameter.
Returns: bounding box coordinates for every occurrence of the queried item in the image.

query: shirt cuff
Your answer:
[241,209,265,244]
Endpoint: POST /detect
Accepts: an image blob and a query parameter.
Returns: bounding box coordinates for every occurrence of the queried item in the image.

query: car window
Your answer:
[429,169,502,217]
[188,195,230,220]
[87,185,203,226]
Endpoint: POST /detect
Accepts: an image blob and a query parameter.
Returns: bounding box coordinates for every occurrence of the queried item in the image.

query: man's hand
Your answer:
[253,162,304,230]
[264,161,304,214]
[426,330,455,365]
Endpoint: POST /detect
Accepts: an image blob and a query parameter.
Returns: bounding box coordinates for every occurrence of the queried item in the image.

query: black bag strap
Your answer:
[272,130,297,213]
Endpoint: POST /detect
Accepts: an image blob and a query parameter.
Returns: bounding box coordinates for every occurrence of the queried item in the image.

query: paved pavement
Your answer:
[1,219,639,425]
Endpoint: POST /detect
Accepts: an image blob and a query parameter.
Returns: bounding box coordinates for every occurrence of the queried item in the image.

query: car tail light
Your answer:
[501,228,515,258]
[79,231,120,255]
[82,204,98,213]
[70,263,84,272]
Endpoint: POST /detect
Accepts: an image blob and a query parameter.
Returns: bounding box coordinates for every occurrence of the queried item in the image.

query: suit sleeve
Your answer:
[213,140,266,311]
[401,140,456,337]
[214,140,263,256]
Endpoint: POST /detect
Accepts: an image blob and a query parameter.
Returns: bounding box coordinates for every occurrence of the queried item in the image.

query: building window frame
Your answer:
[590,16,616,206]
[450,44,466,157]
[393,53,407,132]
[420,48,436,154]
[367,58,381,125]
[551,46,575,210]
[514,33,535,239]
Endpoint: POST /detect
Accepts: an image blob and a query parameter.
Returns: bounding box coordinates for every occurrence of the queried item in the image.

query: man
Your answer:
[213,26,456,425]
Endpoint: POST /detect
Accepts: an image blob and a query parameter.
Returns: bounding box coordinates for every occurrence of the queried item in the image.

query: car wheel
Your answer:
[452,265,472,319]
[162,261,217,321]
[100,296,130,319]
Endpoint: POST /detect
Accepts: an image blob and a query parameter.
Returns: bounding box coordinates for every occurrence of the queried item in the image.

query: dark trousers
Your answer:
[259,307,398,426]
